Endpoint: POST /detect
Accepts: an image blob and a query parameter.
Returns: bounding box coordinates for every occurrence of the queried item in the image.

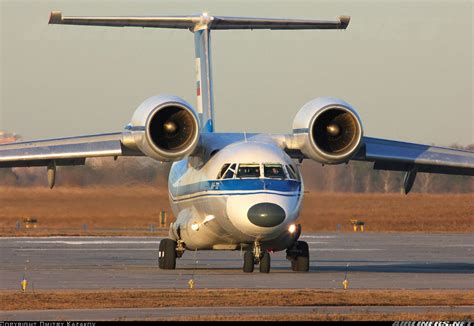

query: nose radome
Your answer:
[247,203,286,227]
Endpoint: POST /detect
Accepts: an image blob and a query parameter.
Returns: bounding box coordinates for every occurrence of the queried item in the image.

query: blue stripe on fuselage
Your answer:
[170,179,301,198]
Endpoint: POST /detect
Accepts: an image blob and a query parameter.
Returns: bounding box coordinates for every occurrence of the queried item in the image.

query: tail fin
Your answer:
[49,11,350,132]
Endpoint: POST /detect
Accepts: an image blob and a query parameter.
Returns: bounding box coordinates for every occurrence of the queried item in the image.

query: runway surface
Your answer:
[1,233,473,290]
[2,306,474,321]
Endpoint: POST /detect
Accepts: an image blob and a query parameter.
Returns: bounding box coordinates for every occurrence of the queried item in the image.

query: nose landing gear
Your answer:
[242,241,271,273]
[159,238,185,270]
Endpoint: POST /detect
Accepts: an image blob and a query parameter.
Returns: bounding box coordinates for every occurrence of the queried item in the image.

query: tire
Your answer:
[259,251,271,273]
[159,239,177,270]
[295,241,309,272]
[243,251,254,273]
[291,260,297,271]
[158,240,165,269]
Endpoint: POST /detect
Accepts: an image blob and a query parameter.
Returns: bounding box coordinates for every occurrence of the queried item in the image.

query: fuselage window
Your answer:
[217,163,231,179]
[223,163,237,179]
[285,165,297,180]
[264,164,286,179]
[236,164,260,178]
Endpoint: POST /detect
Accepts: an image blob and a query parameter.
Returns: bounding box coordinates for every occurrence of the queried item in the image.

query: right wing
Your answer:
[0,132,141,168]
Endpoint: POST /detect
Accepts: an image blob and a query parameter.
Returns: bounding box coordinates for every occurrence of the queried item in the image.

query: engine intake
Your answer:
[124,95,200,161]
[292,97,363,164]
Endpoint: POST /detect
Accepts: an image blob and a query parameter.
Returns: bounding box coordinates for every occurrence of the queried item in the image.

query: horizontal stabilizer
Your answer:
[49,11,350,30]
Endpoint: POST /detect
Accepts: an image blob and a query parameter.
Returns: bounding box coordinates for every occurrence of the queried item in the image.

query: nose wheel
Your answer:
[242,241,271,273]
[158,239,177,270]
[243,251,254,273]
[259,251,270,273]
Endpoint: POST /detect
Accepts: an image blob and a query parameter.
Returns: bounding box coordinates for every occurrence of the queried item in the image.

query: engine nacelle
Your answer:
[292,97,363,164]
[124,95,200,162]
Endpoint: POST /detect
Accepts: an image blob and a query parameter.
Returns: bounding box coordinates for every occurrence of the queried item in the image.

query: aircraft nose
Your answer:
[247,203,286,227]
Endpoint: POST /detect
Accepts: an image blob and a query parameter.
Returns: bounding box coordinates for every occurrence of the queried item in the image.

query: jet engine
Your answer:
[124,95,200,161]
[292,97,363,164]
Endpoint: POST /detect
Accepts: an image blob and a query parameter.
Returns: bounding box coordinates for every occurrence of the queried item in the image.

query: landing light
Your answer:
[203,215,215,224]
[288,224,296,234]
[191,215,215,232]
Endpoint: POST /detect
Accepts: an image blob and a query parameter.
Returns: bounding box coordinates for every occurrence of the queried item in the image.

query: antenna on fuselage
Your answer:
[49,11,350,133]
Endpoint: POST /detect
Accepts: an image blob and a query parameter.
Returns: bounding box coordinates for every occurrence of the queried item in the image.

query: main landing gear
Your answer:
[243,241,271,273]
[286,240,310,272]
[158,239,185,270]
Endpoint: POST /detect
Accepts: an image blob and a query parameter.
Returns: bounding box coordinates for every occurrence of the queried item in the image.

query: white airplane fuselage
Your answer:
[168,140,304,252]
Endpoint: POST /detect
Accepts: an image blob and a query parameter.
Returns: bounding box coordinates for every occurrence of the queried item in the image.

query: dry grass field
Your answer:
[1,289,473,321]
[1,289,473,310]
[0,186,472,235]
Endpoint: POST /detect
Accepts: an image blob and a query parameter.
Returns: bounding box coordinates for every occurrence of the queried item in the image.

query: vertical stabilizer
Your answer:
[194,27,215,132]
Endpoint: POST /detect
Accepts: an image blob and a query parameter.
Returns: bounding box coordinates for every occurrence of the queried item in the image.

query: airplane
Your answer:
[1,12,473,273]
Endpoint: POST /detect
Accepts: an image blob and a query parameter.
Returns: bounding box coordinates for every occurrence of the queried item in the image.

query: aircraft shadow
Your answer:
[306,262,474,274]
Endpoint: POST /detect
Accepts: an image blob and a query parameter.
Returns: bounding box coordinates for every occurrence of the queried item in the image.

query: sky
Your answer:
[1,0,473,146]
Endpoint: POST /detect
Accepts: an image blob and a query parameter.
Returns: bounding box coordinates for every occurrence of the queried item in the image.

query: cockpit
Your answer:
[216,163,300,180]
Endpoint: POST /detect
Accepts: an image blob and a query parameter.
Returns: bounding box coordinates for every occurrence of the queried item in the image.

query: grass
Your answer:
[0,186,473,235]
[1,289,473,311]
[142,312,474,321]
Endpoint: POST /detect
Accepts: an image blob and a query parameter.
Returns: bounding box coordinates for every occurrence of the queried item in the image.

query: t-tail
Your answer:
[49,11,350,133]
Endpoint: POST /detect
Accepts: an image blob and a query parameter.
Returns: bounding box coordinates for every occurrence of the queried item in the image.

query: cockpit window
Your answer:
[285,165,297,180]
[286,164,300,181]
[217,163,231,179]
[223,163,237,179]
[264,164,286,179]
[236,164,260,178]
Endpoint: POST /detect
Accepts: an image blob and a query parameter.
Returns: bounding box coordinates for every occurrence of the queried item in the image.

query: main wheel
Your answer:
[243,250,254,273]
[294,241,309,272]
[159,239,177,270]
[259,251,271,273]
[291,260,297,271]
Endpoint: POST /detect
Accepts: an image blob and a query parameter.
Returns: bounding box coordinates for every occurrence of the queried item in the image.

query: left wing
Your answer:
[272,132,474,194]
[353,136,474,176]
[352,136,474,193]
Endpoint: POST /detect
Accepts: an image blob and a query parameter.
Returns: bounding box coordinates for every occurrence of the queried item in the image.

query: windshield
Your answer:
[217,163,231,179]
[286,164,300,180]
[264,164,286,179]
[236,164,260,178]
[223,163,237,179]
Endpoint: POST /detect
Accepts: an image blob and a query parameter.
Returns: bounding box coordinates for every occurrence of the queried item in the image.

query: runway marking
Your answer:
[1,236,166,240]
[446,244,474,247]
[14,248,157,251]
[310,248,382,251]
[14,240,161,245]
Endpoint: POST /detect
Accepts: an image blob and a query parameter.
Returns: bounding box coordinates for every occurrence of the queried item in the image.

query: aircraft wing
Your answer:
[350,136,474,193]
[0,132,141,168]
[352,136,474,176]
